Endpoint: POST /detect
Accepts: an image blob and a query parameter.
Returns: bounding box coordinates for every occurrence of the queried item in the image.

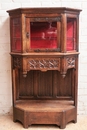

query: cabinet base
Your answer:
[13,100,77,129]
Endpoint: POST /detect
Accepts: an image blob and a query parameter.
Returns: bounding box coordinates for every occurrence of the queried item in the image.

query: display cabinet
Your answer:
[7,7,81,129]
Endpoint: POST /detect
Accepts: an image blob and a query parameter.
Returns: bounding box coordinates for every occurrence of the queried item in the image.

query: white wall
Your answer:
[0,0,87,115]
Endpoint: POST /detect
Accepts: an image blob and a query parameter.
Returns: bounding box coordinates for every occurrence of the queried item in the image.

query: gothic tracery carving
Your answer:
[13,57,21,68]
[66,57,75,68]
[28,59,60,70]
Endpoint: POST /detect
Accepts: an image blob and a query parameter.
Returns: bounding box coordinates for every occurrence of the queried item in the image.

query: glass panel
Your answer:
[13,25,21,37]
[30,22,57,49]
[67,18,76,51]
[12,38,21,51]
[11,18,21,52]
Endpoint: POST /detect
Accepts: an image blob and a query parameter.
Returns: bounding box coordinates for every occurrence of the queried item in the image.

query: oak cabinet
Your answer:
[7,7,81,129]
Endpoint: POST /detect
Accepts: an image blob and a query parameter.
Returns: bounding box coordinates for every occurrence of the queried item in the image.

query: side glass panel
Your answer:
[30,22,58,49]
[11,18,21,52]
[67,18,77,51]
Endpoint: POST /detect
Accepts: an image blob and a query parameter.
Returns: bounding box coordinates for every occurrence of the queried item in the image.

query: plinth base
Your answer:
[13,100,77,129]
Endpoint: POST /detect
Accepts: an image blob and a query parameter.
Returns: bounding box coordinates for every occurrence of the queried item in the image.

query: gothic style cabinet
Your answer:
[7,7,81,129]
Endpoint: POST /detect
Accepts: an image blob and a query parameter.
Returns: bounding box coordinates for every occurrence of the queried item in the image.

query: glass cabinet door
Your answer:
[27,17,61,52]
[67,18,77,51]
[30,22,57,49]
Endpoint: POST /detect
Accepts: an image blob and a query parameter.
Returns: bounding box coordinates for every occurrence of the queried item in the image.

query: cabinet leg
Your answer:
[73,119,77,123]
[13,116,17,123]
[60,124,66,129]
[23,123,29,129]
[60,111,66,129]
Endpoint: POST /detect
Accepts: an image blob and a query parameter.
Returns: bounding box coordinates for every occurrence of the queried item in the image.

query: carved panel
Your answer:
[31,16,61,22]
[13,57,22,68]
[66,57,75,69]
[27,58,60,71]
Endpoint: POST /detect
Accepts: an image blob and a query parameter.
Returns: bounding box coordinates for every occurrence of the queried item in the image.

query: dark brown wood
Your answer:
[7,7,81,129]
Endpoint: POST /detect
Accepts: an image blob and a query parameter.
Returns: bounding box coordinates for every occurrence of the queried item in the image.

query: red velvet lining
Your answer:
[67,19,76,51]
[30,22,57,49]
[11,19,76,52]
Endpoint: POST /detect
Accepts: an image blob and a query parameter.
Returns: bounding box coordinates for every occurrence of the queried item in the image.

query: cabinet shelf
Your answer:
[15,100,74,112]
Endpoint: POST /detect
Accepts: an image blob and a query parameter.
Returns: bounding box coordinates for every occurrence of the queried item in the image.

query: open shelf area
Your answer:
[15,100,75,112]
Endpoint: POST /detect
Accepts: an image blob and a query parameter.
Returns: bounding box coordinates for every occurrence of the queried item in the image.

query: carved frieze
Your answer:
[12,56,75,75]
[66,57,75,69]
[31,16,61,22]
[28,58,60,71]
[13,57,22,68]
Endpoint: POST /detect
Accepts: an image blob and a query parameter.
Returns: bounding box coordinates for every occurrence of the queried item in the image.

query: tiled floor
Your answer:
[0,115,87,130]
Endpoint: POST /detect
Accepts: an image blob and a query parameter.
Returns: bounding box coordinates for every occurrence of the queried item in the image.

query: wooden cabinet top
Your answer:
[7,7,82,15]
